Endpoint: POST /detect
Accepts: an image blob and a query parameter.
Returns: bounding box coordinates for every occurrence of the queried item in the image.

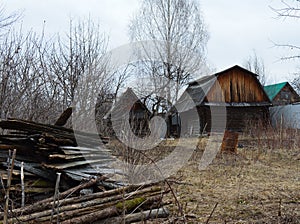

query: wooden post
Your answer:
[51,172,61,223]
[21,161,25,208]
[221,130,239,153]
[4,149,16,224]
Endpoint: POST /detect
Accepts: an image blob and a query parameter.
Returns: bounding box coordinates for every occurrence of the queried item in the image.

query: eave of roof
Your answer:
[203,102,272,107]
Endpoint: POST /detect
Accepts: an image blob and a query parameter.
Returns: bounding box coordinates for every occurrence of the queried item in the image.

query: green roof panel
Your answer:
[264,82,287,101]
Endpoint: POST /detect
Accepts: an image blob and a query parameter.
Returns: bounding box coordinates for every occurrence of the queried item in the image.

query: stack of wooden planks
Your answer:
[0,118,121,204]
[0,118,170,223]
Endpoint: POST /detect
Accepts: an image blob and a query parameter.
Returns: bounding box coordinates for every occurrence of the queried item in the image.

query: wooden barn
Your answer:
[264,82,300,105]
[103,88,151,136]
[174,65,272,135]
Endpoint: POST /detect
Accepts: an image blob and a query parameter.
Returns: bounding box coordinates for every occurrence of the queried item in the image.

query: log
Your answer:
[101,207,169,224]
[6,186,165,223]
[60,196,162,224]
[3,177,105,217]
[61,206,118,224]
[4,183,165,222]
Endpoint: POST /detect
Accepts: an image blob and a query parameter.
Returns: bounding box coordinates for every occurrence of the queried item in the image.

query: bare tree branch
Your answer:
[0,5,22,35]
[243,51,267,85]
[129,0,210,113]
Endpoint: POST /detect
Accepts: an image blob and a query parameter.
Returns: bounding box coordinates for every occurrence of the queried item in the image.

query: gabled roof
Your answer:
[104,88,151,119]
[189,65,258,85]
[264,82,288,101]
[175,65,270,112]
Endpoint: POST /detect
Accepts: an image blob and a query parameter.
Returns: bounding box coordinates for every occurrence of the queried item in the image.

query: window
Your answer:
[280,91,291,100]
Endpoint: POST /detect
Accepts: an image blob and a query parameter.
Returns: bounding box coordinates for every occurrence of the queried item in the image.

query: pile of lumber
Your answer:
[0,178,169,223]
[0,117,170,223]
[0,118,122,205]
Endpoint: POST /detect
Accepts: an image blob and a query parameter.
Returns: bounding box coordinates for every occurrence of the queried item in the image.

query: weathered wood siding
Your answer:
[198,106,269,132]
[205,68,269,103]
[272,84,300,105]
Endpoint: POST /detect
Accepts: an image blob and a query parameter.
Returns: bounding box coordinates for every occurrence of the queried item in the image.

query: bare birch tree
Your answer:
[129,0,209,114]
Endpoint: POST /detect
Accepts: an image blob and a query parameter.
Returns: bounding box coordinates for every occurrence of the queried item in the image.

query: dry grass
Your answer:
[109,127,299,223]
[164,135,300,224]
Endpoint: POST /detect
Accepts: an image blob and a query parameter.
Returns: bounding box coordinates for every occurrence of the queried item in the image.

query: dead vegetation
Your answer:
[0,117,299,223]
[102,123,299,223]
[0,118,171,223]
[161,124,300,223]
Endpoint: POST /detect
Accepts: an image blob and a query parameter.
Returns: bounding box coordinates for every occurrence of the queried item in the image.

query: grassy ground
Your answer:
[162,136,300,223]
[109,128,299,223]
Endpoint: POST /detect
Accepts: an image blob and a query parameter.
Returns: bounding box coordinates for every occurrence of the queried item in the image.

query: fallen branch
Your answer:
[205,202,218,224]
[101,207,170,224]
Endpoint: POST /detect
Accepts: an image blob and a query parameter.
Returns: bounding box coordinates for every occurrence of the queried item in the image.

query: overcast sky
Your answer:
[2,0,300,84]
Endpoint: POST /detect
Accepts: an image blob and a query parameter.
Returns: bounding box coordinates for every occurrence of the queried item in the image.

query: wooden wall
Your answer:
[273,84,300,105]
[198,106,269,132]
[205,68,269,103]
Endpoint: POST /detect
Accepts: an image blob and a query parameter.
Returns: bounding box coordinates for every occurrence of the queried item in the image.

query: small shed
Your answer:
[264,82,300,105]
[103,88,151,136]
[174,65,271,135]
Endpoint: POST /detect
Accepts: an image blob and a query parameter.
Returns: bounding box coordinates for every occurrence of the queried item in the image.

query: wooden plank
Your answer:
[43,159,115,170]
[55,107,72,126]
[67,167,124,175]
[61,146,111,151]
[49,153,113,160]
[2,161,57,181]
[0,119,109,146]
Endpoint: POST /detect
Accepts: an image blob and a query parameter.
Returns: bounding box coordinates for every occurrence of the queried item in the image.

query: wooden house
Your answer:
[264,82,300,105]
[103,88,151,136]
[174,65,272,135]
[264,82,300,129]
